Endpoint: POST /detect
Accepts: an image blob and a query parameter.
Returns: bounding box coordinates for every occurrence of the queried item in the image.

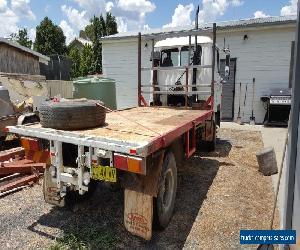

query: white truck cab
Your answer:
[149,35,227,119]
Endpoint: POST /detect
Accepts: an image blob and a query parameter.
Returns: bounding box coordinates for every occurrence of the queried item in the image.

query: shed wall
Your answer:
[0,43,40,75]
[102,39,152,109]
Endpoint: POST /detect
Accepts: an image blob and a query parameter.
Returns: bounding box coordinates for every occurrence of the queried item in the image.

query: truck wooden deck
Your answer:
[7,107,213,156]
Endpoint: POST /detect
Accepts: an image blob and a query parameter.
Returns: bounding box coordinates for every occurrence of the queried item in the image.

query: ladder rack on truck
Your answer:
[5,23,230,240]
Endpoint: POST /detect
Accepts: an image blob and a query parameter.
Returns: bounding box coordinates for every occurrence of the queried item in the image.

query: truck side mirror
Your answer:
[150,51,160,61]
[225,54,230,77]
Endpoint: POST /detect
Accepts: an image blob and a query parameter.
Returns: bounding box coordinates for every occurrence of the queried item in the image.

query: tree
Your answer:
[68,47,81,79]
[34,17,67,55]
[84,13,118,40]
[104,13,118,36]
[92,16,102,73]
[84,13,118,73]
[10,28,32,48]
[67,12,118,77]
[79,45,94,76]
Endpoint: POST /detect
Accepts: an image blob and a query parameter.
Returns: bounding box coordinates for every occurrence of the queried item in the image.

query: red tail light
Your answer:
[114,153,128,171]
[130,148,137,154]
[2,127,9,133]
[113,153,145,175]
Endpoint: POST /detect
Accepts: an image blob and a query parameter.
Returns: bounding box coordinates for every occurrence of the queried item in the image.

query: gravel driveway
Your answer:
[0,128,278,249]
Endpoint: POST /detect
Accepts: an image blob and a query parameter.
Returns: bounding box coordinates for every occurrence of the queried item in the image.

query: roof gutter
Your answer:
[101,20,297,43]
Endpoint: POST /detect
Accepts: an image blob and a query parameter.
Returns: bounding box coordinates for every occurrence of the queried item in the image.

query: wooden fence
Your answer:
[46,80,73,98]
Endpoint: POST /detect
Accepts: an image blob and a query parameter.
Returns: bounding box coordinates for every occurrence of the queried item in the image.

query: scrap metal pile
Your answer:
[0,138,49,197]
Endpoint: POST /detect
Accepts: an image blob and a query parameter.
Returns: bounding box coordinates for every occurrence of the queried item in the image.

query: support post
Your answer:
[54,141,63,191]
[188,35,191,66]
[138,32,142,107]
[151,39,156,106]
[186,35,193,102]
[185,67,188,107]
[211,23,216,99]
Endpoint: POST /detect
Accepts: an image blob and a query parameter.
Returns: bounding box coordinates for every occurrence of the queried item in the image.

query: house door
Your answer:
[220,58,236,121]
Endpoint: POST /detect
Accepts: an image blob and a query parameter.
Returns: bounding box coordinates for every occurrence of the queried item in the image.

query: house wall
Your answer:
[217,25,295,123]
[102,25,296,123]
[0,43,40,75]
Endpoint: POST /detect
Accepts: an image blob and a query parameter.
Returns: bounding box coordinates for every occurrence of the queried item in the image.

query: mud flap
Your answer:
[205,119,214,142]
[43,167,65,207]
[124,189,153,240]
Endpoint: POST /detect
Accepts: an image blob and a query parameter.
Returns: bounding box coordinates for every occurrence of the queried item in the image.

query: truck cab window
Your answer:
[180,47,190,66]
[161,49,179,67]
[180,45,202,66]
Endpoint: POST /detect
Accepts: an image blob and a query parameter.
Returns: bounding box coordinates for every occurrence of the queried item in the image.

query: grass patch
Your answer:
[49,226,116,250]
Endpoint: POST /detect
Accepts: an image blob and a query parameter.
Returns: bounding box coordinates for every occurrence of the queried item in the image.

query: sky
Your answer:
[0,0,298,44]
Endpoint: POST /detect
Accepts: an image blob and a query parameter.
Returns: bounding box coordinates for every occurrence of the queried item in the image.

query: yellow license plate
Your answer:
[91,165,117,182]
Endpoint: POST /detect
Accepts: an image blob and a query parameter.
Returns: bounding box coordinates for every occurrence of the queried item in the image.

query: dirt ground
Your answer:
[0,128,278,249]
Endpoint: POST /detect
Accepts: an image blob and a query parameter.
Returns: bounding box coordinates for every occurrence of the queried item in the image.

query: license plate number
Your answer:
[91,165,117,182]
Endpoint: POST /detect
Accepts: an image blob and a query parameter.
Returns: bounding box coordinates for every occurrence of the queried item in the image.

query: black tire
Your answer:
[39,100,106,130]
[154,152,177,229]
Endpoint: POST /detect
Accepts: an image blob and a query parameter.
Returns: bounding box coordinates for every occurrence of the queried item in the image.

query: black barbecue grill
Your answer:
[261,88,291,126]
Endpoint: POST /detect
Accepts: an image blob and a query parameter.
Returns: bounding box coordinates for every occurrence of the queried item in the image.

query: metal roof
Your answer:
[102,15,297,41]
[0,38,50,61]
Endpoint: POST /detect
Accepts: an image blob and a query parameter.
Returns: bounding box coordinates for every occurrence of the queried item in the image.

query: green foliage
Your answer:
[68,12,118,77]
[84,24,94,42]
[79,45,94,76]
[84,13,118,41]
[104,13,118,36]
[10,28,32,48]
[89,13,118,74]
[34,17,67,55]
[68,47,81,78]
[49,226,116,250]
[92,16,102,73]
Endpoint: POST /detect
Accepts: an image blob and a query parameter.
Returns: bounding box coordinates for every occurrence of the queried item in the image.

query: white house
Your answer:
[101,15,296,124]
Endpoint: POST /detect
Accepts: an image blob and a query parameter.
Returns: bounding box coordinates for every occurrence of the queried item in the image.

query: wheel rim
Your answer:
[162,168,174,211]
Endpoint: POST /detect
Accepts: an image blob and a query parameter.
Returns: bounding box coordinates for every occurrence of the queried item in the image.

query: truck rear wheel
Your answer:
[154,152,177,229]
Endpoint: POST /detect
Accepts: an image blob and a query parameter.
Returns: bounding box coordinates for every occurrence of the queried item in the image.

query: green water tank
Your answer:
[73,76,117,110]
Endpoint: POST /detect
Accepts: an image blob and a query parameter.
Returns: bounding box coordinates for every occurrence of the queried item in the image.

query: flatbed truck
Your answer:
[5,24,230,239]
